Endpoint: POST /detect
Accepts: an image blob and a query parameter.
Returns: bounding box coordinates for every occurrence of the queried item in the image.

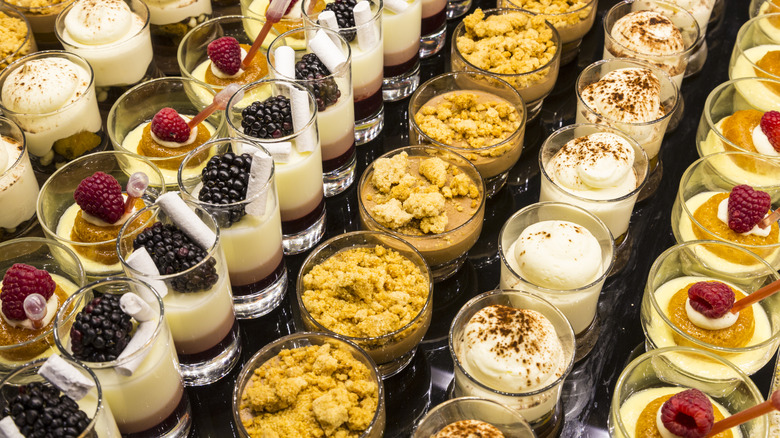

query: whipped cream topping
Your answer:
[0,293,58,330]
[752,124,780,157]
[210,47,248,79]
[1,58,91,115]
[581,68,666,124]
[513,220,602,290]
[64,0,144,46]
[611,10,685,56]
[716,198,771,237]
[149,115,198,148]
[684,298,738,330]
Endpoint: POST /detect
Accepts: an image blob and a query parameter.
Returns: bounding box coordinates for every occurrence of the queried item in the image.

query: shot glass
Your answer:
[268,27,356,197]
[0,6,36,71]
[36,151,166,279]
[118,200,240,386]
[408,71,526,197]
[730,13,780,83]
[382,0,421,101]
[446,0,470,19]
[226,78,326,254]
[241,0,307,48]
[413,397,535,437]
[420,0,447,58]
[53,277,191,437]
[4,0,75,48]
[499,202,615,362]
[178,139,286,320]
[0,116,39,242]
[139,0,212,75]
[0,238,85,373]
[449,289,575,437]
[296,231,433,378]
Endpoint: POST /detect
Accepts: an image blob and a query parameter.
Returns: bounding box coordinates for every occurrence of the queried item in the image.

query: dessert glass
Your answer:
[36,151,166,279]
[408,71,526,197]
[751,0,780,17]
[0,5,36,71]
[296,231,433,378]
[232,332,386,437]
[499,202,615,362]
[729,13,780,83]
[226,78,326,254]
[449,289,575,438]
[357,145,486,281]
[268,27,356,197]
[446,0,470,19]
[0,116,39,242]
[0,238,85,373]
[381,0,421,101]
[419,0,447,58]
[672,0,716,77]
[53,277,191,437]
[139,0,212,75]
[450,8,561,122]
[413,397,536,437]
[178,138,286,320]
[241,0,306,49]
[4,0,75,48]
[118,200,240,386]
[609,346,768,438]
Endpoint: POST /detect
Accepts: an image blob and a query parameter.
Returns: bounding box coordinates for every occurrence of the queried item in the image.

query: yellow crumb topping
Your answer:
[5,0,66,10]
[503,0,593,26]
[0,12,29,69]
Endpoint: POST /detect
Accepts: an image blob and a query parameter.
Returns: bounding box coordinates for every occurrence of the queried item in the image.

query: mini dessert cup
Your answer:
[241,0,306,49]
[0,51,104,174]
[226,79,326,254]
[358,145,486,281]
[674,0,716,77]
[413,397,536,437]
[140,0,212,75]
[609,346,769,438]
[0,238,85,373]
[5,0,75,48]
[233,332,386,437]
[178,138,286,320]
[449,289,575,438]
[36,151,166,279]
[296,231,433,378]
[0,116,39,242]
[53,277,191,437]
[751,0,780,17]
[0,5,36,71]
[499,202,615,362]
[729,13,780,84]
[451,8,561,121]
[419,0,447,58]
[446,0,470,19]
[408,71,526,197]
[382,0,422,101]
[268,28,356,197]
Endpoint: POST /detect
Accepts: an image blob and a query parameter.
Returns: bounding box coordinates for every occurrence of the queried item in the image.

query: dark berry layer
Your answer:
[199,152,252,227]
[296,53,341,112]
[3,382,91,438]
[241,96,293,139]
[70,294,134,363]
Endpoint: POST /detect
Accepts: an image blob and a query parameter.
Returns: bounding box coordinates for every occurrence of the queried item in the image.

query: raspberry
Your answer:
[688,281,735,318]
[760,110,780,152]
[660,389,714,438]
[151,107,191,144]
[0,264,56,321]
[727,184,771,233]
[73,171,125,224]
[207,36,242,76]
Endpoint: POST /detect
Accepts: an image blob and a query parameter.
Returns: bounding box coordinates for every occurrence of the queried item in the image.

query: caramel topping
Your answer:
[634,393,732,438]
[204,44,268,87]
[754,51,780,95]
[70,198,150,265]
[137,123,210,170]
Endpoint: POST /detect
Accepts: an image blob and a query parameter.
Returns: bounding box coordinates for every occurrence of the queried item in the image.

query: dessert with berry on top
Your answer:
[189,35,269,89]
[699,109,780,178]
[242,0,317,48]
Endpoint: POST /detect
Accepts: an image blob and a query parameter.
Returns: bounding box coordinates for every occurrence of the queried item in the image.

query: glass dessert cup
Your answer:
[674,0,716,77]
[609,346,769,438]
[357,145,486,281]
[36,150,166,280]
[0,238,85,374]
[53,277,191,437]
[0,5,36,71]
[497,0,598,65]
[107,76,226,187]
[240,0,306,49]
[268,28,356,197]
[5,0,75,48]
[226,79,326,255]
[576,58,678,202]
[446,0,471,20]
[296,231,433,378]
[232,332,386,437]
[0,116,39,242]
[450,8,561,122]
[178,138,287,320]
[751,0,780,18]
[118,201,241,386]
[381,0,422,101]
[140,0,212,75]
[498,202,615,362]
[0,50,105,175]
[413,397,536,437]
[449,289,575,438]
[671,152,780,270]
[419,0,447,58]
[408,71,526,198]
[729,13,780,85]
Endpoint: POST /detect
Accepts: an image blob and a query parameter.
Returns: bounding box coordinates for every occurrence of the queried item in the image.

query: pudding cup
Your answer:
[5,0,75,48]
[381,0,421,101]
[36,151,166,279]
[226,78,326,254]
[729,13,780,85]
[0,6,36,71]
[118,200,240,386]
[240,0,306,49]
[0,238,85,373]
[408,71,526,197]
[53,277,191,437]
[296,231,433,378]
[609,346,768,438]
[449,289,575,437]
[178,138,287,320]
[419,0,447,58]
[450,8,561,122]
[499,202,615,362]
[140,0,212,75]
[413,397,535,437]
[233,332,386,437]
[446,0,470,19]
[0,116,39,241]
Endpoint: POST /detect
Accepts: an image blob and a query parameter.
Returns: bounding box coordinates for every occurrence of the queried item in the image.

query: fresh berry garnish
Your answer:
[73,171,125,224]
[323,0,358,42]
[760,110,780,152]
[660,389,714,438]
[151,107,191,144]
[199,153,252,227]
[0,264,56,321]
[727,184,771,233]
[3,382,91,437]
[295,53,341,111]
[688,281,735,318]
[133,223,218,293]
[70,294,133,362]
[207,36,242,76]
[241,95,293,139]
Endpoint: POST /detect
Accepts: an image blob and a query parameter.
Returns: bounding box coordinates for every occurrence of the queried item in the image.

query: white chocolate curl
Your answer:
[354,1,378,52]
[261,141,292,162]
[290,89,317,153]
[246,151,273,216]
[308,29,347,74]
[125,247,168,298]
[156,192,217,250]
[318,11,343,45]
[0,417,24,438]
[383,0,408,13]
[115,321,156,376]
[273,46,296,79]
[38,355,95,401]
[120,293,156,322]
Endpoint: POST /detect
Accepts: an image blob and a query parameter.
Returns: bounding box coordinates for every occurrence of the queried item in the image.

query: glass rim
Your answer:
[416,396,533,435]
[603,0,701,57]
[301,0,383,28]
[0,116,28,180]
[501,0,597,17]
[4,0,75,13]
[732,13,780,81]
[243,0,310,23]
[267,27,352,80]
[55,0,151,50]
[0,5,33,66]
[749,0,776,18]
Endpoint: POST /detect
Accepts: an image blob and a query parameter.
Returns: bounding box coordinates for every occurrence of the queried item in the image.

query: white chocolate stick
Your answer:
[308,29,347,74]
[261,141,292,162]
[318,11,343,45]
[290,88,317,153]
[115,321,156,377]
[0,417,23,438]
[245,151,273,216]
[383,0,408,13]
[126,247,168,299]
[156,192,217,250]
[120,293,156,322]
[354,1,378,51]
[38,355,95,401]
[273,46,296,79]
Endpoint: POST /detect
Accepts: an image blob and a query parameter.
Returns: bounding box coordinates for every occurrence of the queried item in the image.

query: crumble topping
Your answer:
[5,0,67,10]
[0,12,30,68]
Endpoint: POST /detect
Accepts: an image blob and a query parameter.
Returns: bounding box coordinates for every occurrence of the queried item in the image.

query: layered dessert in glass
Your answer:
[419,0,446,58]
[729,13,780,87]
[241,0,309,49]
[4,0,75,47]
[139,0,212,75]
[413,397,535,438]
[0,6,36,71]
[381,0,421,101]
[0,116,39,242]
[670,0,716,76]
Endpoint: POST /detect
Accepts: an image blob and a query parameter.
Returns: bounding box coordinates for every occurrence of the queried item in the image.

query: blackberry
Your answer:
[323,0,358,42]
[241,95,293,139]
[3,382,91,438]
[295,53,341,111]
[133,223,219,293]
[70,294,133,363]
[199,152,252,227]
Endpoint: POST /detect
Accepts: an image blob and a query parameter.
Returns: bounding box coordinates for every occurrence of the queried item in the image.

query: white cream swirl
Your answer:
[752,124,780,157]
[684,298,738,330]
[581,68,665,124]
[611,10,685,55]
[64,0,142,46]
[1,58,90,115]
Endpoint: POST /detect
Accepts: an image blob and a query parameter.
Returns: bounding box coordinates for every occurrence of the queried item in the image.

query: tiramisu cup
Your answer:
[0,116,39,242]
[139,0,212,75]
[0,6,37,71]
[420,0,446,58]
[4,0,75,48]
[381,0,422,101]
[413,397,535,438]
[729,14,780,86]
